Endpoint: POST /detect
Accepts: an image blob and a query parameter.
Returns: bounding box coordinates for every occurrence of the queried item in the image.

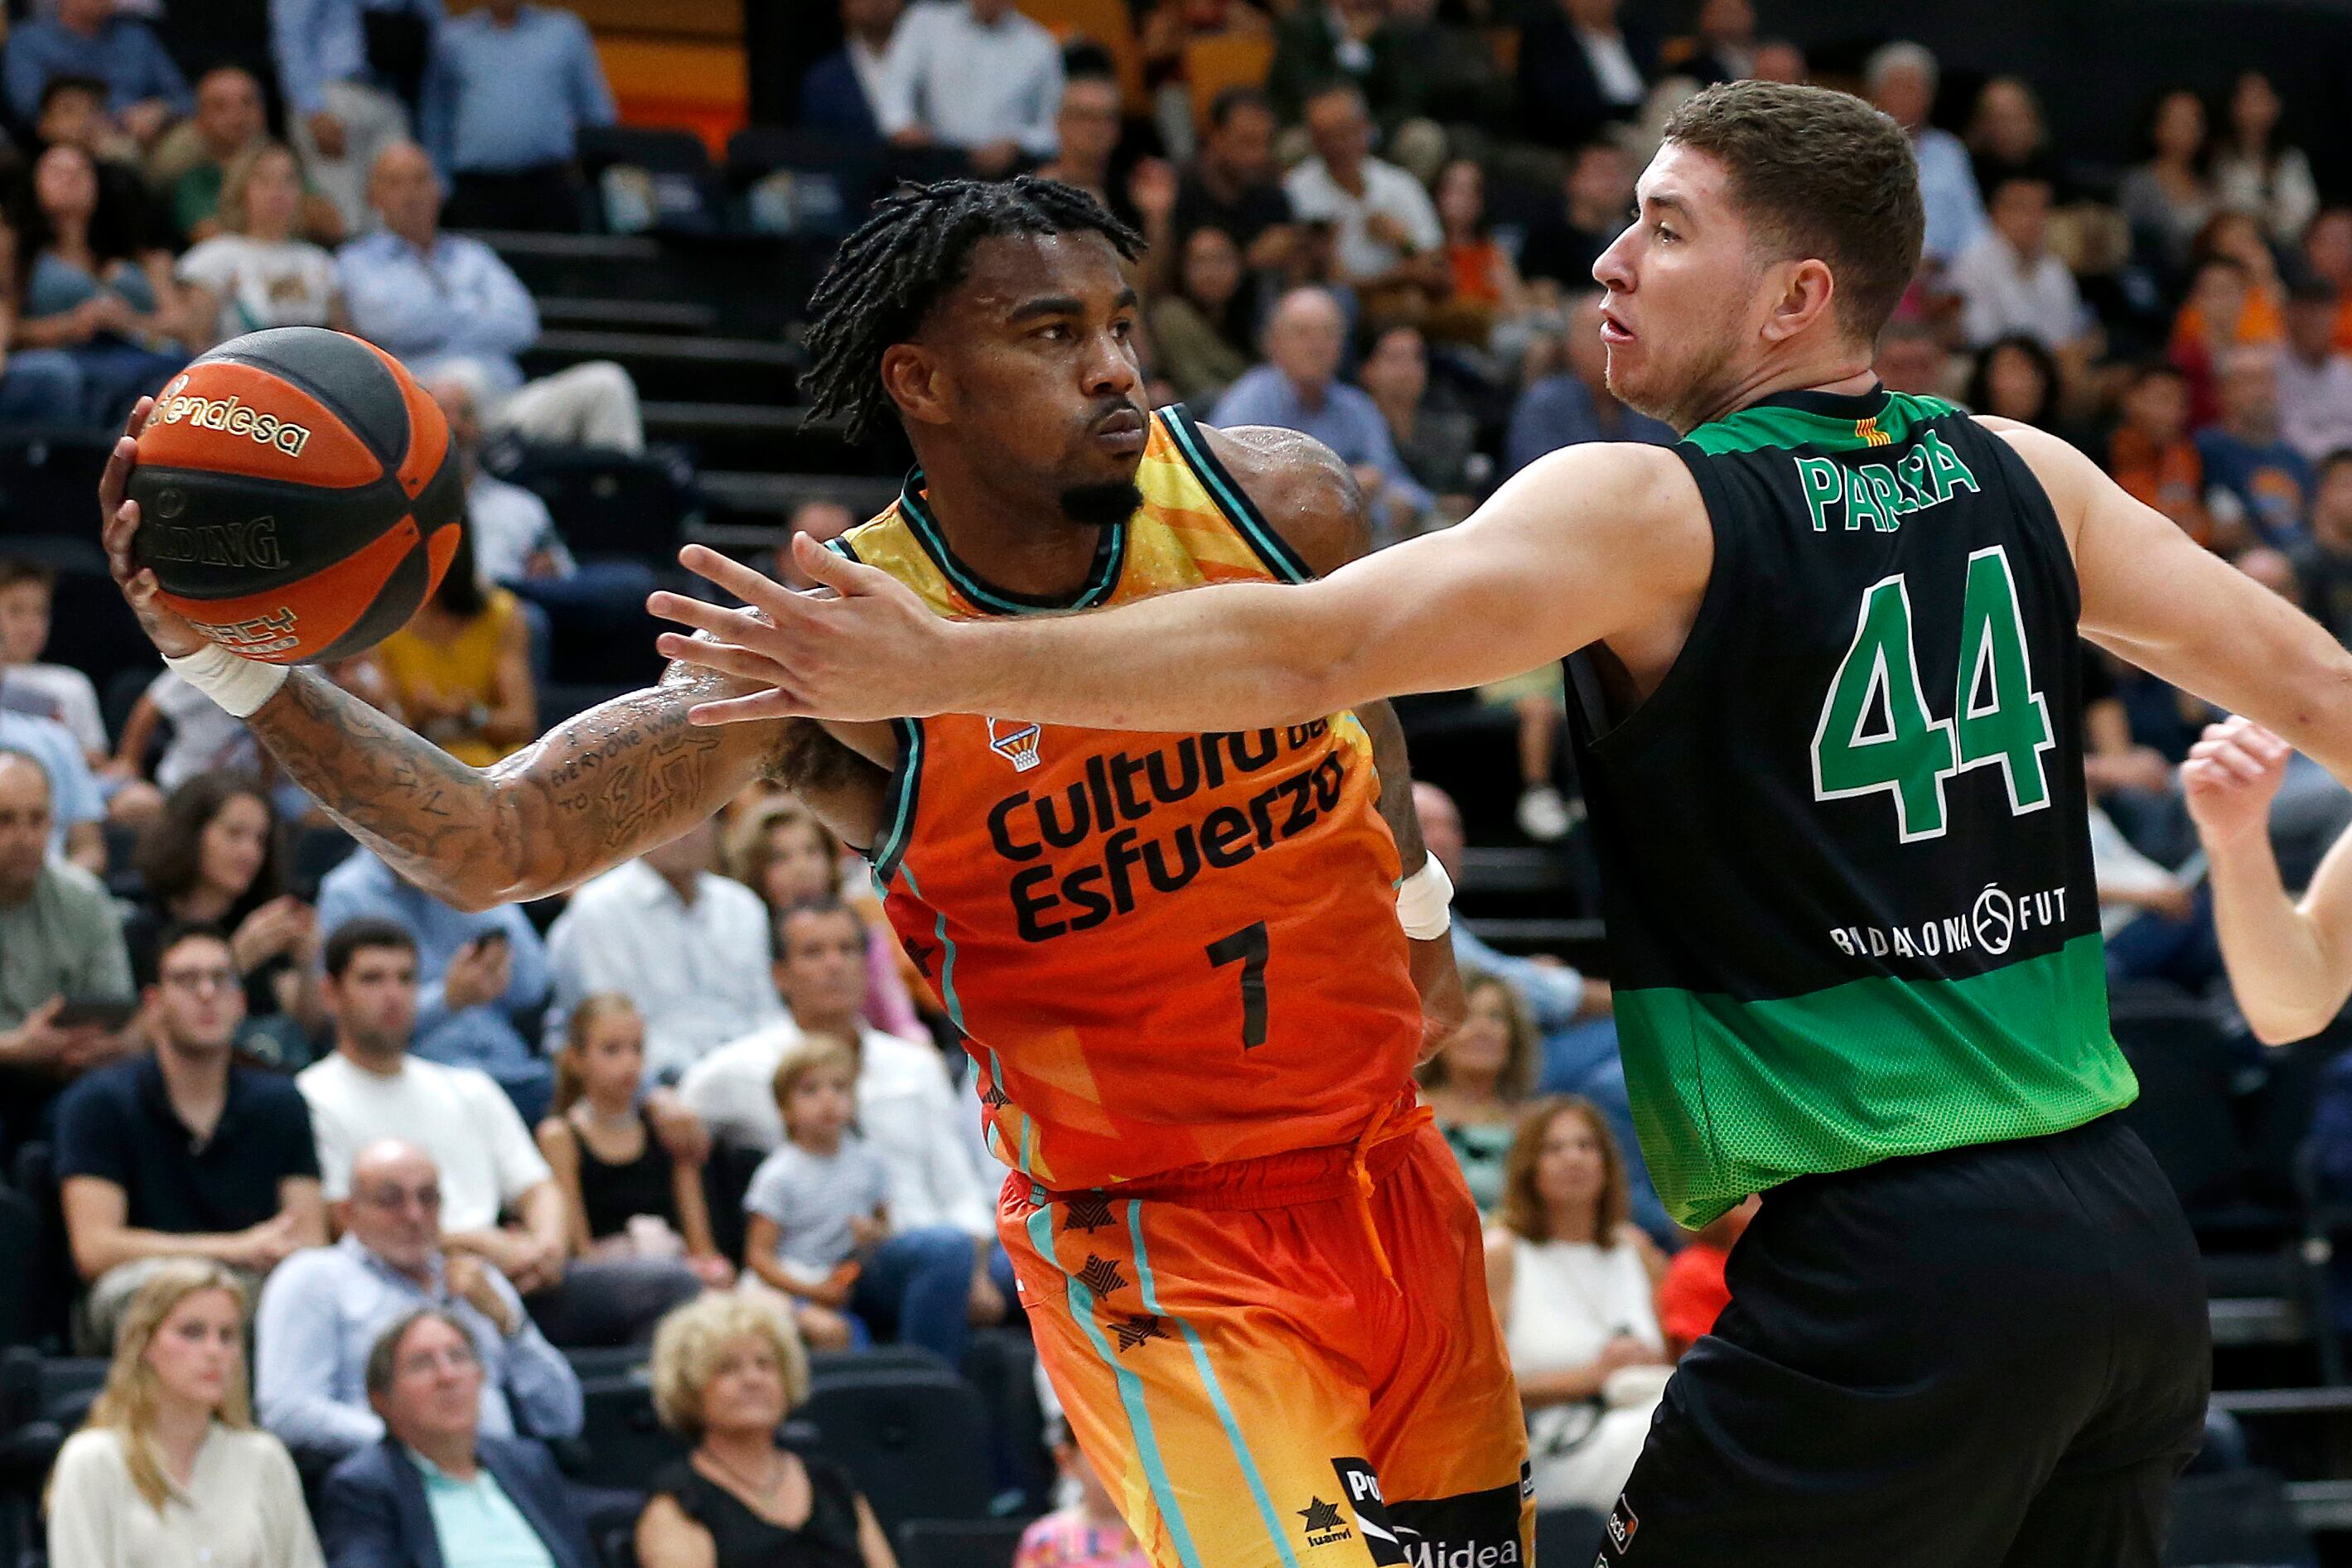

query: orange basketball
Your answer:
[128,327,465,664]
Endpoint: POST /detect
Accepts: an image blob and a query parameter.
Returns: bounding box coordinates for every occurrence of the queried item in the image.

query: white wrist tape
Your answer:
[1395,856,1454,940]
[163,640,289,719]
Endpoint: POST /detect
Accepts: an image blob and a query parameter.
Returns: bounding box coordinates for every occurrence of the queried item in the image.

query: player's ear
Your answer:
[879,343,953,428]
[1760,257,1836,345]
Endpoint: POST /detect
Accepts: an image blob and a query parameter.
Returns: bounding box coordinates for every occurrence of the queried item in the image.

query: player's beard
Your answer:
[1059,479,1146,528]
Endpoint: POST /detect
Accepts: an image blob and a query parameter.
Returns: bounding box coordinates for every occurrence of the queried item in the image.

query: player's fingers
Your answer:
[645,591,777,646]
[98,433,137,516]
[2245,726,2292,765]
[102,499,140,578]
[676,544,805,616]
[793,532,893,597]
[2216,743,2269,784]
[653,631,803,684]
[686,690,809,727]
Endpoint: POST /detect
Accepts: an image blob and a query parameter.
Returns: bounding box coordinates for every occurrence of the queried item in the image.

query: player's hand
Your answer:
[1408,934,1466,1064]
[442,934,513,1013]
[100,399,206,659]
[2184,716,2291,854]
[651,538,962,724]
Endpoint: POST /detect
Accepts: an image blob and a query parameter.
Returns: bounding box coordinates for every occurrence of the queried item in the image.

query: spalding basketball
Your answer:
[128,327,464,664]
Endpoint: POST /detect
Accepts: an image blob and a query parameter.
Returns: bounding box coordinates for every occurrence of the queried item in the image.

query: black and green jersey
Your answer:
[1565,385,2136,1228]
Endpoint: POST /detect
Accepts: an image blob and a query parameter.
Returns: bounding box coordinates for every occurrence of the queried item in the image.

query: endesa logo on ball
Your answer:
[146,374,314,456]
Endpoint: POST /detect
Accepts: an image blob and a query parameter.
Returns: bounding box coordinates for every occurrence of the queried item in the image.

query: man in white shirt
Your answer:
[874,0,1062,179]
[546,819,783,1084]
[1949,174,2092,354]
[2278,277,2352,465]
[1282,82,1443,295]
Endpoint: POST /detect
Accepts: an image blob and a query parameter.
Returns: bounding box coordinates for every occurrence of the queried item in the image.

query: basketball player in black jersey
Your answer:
[654,80,2352,1566]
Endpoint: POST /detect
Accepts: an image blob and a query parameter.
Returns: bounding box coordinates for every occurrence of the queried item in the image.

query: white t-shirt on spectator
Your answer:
[176,235,339,340]
[467,473,575,585]
[1948,231,2089,351]
[296,1049,553,1233]
[1283,156,1442,283]
[0,663,104,755]
[744,1135,891,1276]
[147,669,257,791]
[2277,348,2352,465]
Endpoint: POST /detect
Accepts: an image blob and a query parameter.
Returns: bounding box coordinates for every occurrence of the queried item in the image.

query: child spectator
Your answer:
[0,556,107,765]
[741,1035,887,1353]
[2108,361,2211,547]
[1016,1418,1148,1568]
[1655,1194,1757,1358]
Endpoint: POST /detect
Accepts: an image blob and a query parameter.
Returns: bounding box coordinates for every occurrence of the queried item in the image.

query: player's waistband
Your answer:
[1022,1093,1432,1212]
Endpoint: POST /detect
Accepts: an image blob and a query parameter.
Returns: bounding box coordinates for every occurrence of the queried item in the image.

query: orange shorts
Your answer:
[1002,1118,1532,1568]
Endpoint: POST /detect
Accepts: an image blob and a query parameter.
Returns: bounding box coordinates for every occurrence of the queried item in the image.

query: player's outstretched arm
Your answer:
[99,410,886,912]
[651,441,1706,735]
[2185,716,2352,1044]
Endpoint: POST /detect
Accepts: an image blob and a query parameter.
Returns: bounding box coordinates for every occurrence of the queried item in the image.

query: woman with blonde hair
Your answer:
[175,140,344,350]
[46,1260,321,1568]
[726,793,925,1038]
[1484,1098,1671,1513]
[1416,971,1537,1212]
[637,1292,896,1568]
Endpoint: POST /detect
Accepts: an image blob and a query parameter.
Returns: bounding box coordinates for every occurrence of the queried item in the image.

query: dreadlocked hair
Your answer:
[801,176,1145,443]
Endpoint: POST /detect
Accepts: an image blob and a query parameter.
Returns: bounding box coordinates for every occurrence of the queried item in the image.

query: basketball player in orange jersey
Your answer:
[99,178,1530,1568]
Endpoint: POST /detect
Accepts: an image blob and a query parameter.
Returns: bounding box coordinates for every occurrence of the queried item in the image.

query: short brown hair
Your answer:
[1496,1097,1631,1246]
[365,1308,476,1398]
[0,556,55,592]
[1662,80,1925,345]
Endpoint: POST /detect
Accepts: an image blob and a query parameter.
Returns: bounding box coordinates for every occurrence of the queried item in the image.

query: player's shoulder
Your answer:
[1191,421,1369,575]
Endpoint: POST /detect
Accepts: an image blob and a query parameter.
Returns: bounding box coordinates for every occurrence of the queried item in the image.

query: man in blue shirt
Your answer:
[1210,285,1432,538]
[1504,292,1676,476]
[422,0,616,234]
[1865,41,1983,268]
[273,0,445,232]
[2198,345,2313,548]
[4,0,188,147]
[0,708,102,871]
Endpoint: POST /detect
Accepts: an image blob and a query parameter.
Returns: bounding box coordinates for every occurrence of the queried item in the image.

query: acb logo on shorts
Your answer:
[1605,1496,1638,1555]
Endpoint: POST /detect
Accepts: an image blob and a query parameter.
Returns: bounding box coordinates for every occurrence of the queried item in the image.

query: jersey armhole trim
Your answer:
[1162,404,1316,585]
[870,716,925,883]
[1973,421,2084,625]
[827,536,862,565]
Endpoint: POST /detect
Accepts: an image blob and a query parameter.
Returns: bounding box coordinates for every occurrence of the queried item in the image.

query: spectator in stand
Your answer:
[0,682,104,870]
[1865,41,1983,268]
[2212,69,2315,248]
[2171,246,2279,429]
[2181,210,2286,351]
[1265,0,1407,131]
[637,1292,896,1568]
[2197,345,2311,548]
[372,532,536,769]
[0,557,108,768]
[36,73,157,235]
[1033,73,1130,220]
[2303,206,2352,354]
[1657,0,1756,86]
[770,498,861,588]
[873,0,1062,180]
[722,797,923,1041]
[2294,451,2352,644]
[13,140,189,428]
[175,142,345,349]
[1519,141,1633,294]
[1017,1418,1144,1568]
[1964,334,2062,432]
[1516,0,1653,153]
[799,0,905,144]
[1148,224,1253,407]
[1949,174,2094,357]
[1485,1097,1669,1513]
[421,0,616,234]
[1873,318,1954,398]
[148,65,342,248]
[2277,277,2352,465]
[57,923,325,1350]
[1283,83,1445,316]
[1170,88,1296,277]
[1211,285,1434,537]
[1429,159,1527,354]
[255,1137,583,1462]
[547,819,785,1086]
[4,0,190,146]
[1965,76,2063,202]
[1505,291,1673,477]
[0,750,131,1139]
[46,1262,322,1568]
[538,995,732,1290]
[1417,972,1536,1213]
[273,0,444,234]
[1360,322,1477,522]
[2118,88,2217,281]
[316,845,551,1117]
[318,1309,599,1568]
[1748,37,1805,85]
[1655,1194,1756,1358]
[340,141,645,451]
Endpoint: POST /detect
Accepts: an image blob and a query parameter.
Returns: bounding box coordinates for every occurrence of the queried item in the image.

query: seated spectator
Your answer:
[2277,277,2352,464]
[46,1262,321,1568]
[722,797,923,1040]
[1655,1194,1756,1358]
[1417,972,1535,1213]
[2108,360,2211,547]
[2118,88,2217,282]
[799,0,905,144]
[1657,0,1756,86]
[767,498,860,589]
[1359,321,1477,522]
[0,556,109,768]
[1519,139,1634,294]
[1429,158,1528,355]
[0,750,132,1146]
[1211,286,1433,536]
[2173,213,2286,379]
[1139,0,1270,159]
[637,1292,895,1568]
[1265,0,1411,132]
[176,141,344,349]
[1148,224,1253,408]
[1034,73,1131,221]
[372,533,536,769]
[1484,1097,1669,1513]
[316,845,551,1114]
[2196,346,2311,547]
[2212,69,2315,248]
[1949,174,2094,356]
[12,141,188,428]
[148,64,342,248]
[1017,1418,1143,1568]
[31,73,161,262]
[1505,291,1673,477]
[422,0,616,234]
[1965,76,2065,203]
[1282,83,1444,318]
[1866,41,1983,268]
[873,0,1062,180]
[1,681,104,869]
[1516,0,1654,152]
[1169,88,1296,278]
[5,0,191,147]
[255,1137,583,1462]
[124,773,321,1043]
[1873,318,1954,398]
[2293,450,2352,644]
[1963,333,2062,432]
[538,994,732,1289]
[317,1308,600,1568]
[548,819,784,1085]
[340,141,644,451]
[58,922,325,1350]
[273,0,442,234]
[2304,206,2352,354]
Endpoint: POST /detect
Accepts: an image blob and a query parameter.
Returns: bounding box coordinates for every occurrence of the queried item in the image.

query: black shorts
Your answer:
[1601,1113,2210,1568]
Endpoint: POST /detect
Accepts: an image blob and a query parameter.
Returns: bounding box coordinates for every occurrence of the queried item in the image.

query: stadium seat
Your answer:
[2164,1468,2315,1566]
[1017,0,1147,111]
[1182,33,1277,132]
[491,446,703,572]
[0,432,117,538]
[809,1347,951,1385]
[723,128,881,242]
[7,1146,73,1354]
[1534,1505,1606,1564]
[576,125,718,236]
[2110,995,2258,1219]
[801,1368,992,1533]
[0,1191,41,1353]
[572,1372,689,1493]
[896,1516,1031,1568]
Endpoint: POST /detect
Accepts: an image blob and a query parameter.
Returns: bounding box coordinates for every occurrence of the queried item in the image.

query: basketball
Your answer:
[127,326,465,665]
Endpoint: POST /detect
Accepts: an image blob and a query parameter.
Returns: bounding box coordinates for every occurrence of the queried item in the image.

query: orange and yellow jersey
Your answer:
[837,406,1422,1190]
